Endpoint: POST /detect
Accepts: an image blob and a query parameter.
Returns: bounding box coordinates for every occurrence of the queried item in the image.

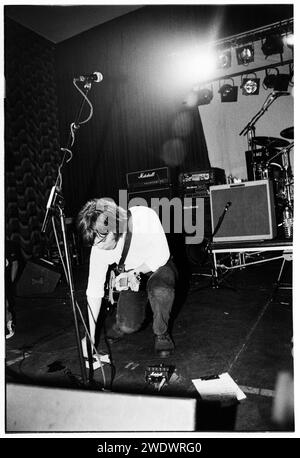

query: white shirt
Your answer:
[86,206,170,298]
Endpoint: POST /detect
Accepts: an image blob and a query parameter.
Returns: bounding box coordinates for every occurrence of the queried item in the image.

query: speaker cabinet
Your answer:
[128,186,174,226]
[182,195,211,239]
[15,259,61,296]
[128,186,173,207]
[210,180,277,242]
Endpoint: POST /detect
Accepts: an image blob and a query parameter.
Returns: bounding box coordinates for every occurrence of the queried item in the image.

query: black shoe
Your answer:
[154,333,174,357]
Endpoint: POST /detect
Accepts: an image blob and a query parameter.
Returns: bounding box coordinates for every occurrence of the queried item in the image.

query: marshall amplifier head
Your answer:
[126,167,170,190]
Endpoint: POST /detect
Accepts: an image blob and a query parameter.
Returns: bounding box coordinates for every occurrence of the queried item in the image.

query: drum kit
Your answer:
[251,127,294,200]
[250,126,294,238]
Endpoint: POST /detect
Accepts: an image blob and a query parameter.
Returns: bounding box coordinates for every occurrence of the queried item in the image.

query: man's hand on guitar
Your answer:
[115,270,141,292]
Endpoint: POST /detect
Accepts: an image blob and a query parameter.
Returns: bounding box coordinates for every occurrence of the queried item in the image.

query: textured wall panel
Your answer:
[5,18,61,259]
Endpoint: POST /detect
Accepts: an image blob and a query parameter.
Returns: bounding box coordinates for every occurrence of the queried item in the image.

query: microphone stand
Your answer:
[193,202,234,290]
[41,81,95,387]
[239,92,282,180]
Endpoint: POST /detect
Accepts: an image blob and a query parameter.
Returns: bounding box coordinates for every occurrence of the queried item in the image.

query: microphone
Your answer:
[75,71,103,83]
[225,201,232,211]
[41,186,58,233]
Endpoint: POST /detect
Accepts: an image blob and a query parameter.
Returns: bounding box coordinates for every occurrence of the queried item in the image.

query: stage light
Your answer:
[263,69,279,89]
[273,74,291,91]
[217,49,231,69]
[241,75,260,95]
[261,34,283,56]
[284,34,294,49]
[263,69,290,91]
[236,44,254,65]
[218,79,238,102]
[183,86,213,107]
[196,88,213,105]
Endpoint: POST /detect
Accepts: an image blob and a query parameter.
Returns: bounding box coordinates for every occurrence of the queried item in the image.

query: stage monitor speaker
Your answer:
[210,180,277,242]
[15,259,61,296]
[6,383,196,432]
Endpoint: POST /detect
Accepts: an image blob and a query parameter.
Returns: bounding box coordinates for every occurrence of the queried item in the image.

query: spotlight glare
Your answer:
[285,34,294,48]
[184,91,200,107]
[196,50,217,81]
[176,48,217,85]
[183,87,213,107]
[217,49,231,69]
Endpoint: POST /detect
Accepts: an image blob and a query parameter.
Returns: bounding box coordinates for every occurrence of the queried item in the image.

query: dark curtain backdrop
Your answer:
[4,4,293,258]
[55,4,293,217]
[5,18,61,259]
[55,5,216,217]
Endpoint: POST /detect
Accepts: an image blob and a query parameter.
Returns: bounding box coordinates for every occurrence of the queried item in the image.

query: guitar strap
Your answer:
[116,209,132,274]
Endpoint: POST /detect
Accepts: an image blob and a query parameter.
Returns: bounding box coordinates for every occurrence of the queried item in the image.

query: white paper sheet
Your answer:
[192,372,246,401]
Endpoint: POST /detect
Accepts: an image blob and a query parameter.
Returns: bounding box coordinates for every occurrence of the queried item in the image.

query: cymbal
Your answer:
[253,136,290,148]
[280,126,294,140]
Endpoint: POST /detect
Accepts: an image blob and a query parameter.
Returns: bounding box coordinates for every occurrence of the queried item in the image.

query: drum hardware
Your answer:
[240,91,291,186]
[239,89,294,239]
[252,136,290,149]
[254,162,269,180]
[280,126,294,140]
[266,141,294,236]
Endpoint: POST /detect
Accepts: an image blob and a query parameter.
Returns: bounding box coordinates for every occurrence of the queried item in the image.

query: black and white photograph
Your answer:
[2,1,297,440]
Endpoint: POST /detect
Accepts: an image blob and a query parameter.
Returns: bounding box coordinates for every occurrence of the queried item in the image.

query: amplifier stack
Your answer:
[179,168,226,240]
[179,168,226,198]
[126,167,173,205]
[125,166,226,244]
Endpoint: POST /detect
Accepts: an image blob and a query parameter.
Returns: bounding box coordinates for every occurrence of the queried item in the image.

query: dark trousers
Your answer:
[115,258,178,336]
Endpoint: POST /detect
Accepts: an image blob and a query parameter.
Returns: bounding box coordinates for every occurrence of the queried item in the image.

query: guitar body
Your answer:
[104,265,142,305]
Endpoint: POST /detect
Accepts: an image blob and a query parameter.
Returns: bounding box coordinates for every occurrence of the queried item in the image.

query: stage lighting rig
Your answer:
[217,49,232,69]
[218,79,238,102]
[263,69,290,92]
[236,44,254,65]
[196,87,213,105]
[261,34,284,57]
[262,68,279,89]
[241,74,260,95]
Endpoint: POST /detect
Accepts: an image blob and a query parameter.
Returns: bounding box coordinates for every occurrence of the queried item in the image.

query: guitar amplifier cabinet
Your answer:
[128,186,173,212]
[210,180,277,242]
[128,186,174,234]
[182,195,212,239]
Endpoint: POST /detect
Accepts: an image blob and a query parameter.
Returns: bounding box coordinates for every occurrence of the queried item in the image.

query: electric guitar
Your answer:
[105,265,141,305]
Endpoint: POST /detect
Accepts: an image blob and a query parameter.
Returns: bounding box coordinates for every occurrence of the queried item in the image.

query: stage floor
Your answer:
[5,251,293,433]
